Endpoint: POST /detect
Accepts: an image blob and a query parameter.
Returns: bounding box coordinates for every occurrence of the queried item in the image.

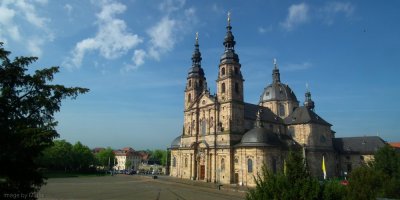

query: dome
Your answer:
[260,82,298,103]
[170,136,181,148]
[237,127,282,147]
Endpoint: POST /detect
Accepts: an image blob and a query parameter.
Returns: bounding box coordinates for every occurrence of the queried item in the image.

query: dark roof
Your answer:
[284,106,331,126]
[259,82,298,103]
[170,136,181,149]
[236,126,284,147]
[333,136,386,154]
[244,103,283,124]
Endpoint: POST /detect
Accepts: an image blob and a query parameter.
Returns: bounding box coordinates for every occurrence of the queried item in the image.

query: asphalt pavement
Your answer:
[39,174,246,200]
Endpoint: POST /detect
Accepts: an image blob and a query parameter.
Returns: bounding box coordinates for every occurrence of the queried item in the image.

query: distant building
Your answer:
[389,142,400,153]
[333,136,386,175]
[92,147,105,154]
[113,147,141,171]
[169,14,388,186]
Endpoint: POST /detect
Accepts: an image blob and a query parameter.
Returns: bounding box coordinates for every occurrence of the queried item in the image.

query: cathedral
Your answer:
[169,14,386,186]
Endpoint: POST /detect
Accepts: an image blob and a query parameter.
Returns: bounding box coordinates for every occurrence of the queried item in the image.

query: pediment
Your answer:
[188,92,215,110]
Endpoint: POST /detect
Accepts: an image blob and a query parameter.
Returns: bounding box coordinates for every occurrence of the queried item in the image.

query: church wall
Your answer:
[336,153,374,177]
[289,124,312,145]
[306,150,336,179]
[213,148,233,184]
[234,147,283,187]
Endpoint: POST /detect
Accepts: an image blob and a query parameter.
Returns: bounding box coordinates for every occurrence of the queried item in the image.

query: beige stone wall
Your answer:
[183,97,217,137]
[234,147,284,187]
[337,153,373,176]
[305,150,336,179]
[289,124,333,148]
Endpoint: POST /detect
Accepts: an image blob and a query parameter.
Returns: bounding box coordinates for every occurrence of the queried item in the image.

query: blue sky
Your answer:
[1,0,399,150]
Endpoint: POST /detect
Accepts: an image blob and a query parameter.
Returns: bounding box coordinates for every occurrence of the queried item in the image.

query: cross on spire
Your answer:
[227,11,231,26]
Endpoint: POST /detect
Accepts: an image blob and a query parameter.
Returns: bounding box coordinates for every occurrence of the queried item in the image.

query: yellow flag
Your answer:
[322,156,327,180]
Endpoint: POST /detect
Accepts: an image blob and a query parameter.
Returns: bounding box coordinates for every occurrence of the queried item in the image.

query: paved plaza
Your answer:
[39,175,246,200]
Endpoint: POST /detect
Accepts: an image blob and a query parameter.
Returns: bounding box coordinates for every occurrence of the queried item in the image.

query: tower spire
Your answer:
[272,58,281,83]
[191,32,201,66]
[223,11,236,51]
[220,12,239,64]
[304,83,315,110]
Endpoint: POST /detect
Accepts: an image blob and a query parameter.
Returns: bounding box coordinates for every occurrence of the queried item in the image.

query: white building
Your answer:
[113,147,141,171]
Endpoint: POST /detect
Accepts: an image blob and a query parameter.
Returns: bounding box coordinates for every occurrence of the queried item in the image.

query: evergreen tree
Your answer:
[0,42,88,196]
[246,150,320,200]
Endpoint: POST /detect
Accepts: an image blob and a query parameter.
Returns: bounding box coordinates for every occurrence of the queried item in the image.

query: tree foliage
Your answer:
[37,140,95,172]
[0,42,89,195]
[348,144,400,199]
[95,147,115,169]
[321,180,346,200]
[347,166,382,200]
[149,149,167,166]
[246,150,320,200]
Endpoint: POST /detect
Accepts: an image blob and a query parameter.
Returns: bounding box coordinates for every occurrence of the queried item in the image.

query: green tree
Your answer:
[96,147,115,170]
[72,141,95,171]
[0,43,88,195]
[371,144,400,198]
[46,140,73,171]
[149,149,167,166]
[321,180,346,200]
[246,150,320,200]
[347,166,382,200]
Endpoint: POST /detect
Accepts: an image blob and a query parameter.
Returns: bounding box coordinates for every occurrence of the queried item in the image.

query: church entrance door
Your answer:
[234,173,239,184]
[200,165,205,180]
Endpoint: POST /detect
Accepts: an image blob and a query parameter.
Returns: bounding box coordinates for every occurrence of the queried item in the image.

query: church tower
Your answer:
[216,13,244,134]
[184,33,207,110]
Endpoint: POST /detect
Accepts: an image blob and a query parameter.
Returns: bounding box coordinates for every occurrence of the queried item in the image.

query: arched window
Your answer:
[199,80,203,87]
[221,67,226,76]
[172,157,176,167]
[235,82,239,93]
[188,80,192,87]
[221,158,225,172]
[184,157,188,167]
[248,159,253,173]
[221,83,226,93]
[188,93,191,102]
[279,104,285,117]
[201,119,206,136]
[234,67,238,75]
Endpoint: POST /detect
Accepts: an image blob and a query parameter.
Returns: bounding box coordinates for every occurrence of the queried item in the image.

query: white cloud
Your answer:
[123,2,196,71]
[258,26,272,34]
[133,49,146,66]
[159,0,185,13]
[321,2,354,25]
[64,1,143,69]
[281,3,309,31]
[0,0,52,56]
[27,38,44,57]
[0,6,20,42]
[15,1,49,29]
[64,4,73,15]
[147,17,176,60]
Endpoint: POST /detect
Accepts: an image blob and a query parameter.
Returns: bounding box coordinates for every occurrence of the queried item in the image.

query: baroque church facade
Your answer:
[169,15,385,186]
